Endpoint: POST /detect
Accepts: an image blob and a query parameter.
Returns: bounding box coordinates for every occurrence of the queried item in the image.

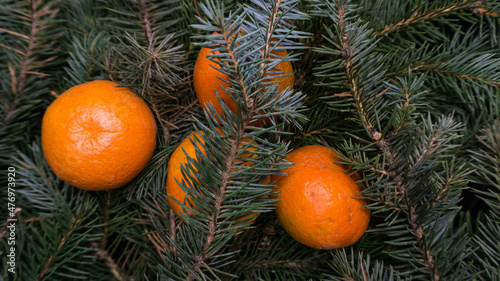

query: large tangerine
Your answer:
[41,80,157,191]
[273,145,370,249]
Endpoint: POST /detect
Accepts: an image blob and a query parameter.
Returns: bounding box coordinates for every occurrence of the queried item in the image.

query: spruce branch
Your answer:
[376,0,473,37]
[473,214,500,280]
[0,0,59,133]
[228,225,326,280]
[317,0,393,167]
[312,1,476,280]
[185,17,252,277]
[102,0,191,144]
[36,215,85,281]
[160,0,308,279]
[469,119,500,215]
[407,206,437,281]
[1,0,497,279]
[324,249,408,281]
[186,129,247,281]
[393,63,500,87]
[102,191,111,247]
[220,24,252,120]
[140,195,172,259]
[10,0,58,95]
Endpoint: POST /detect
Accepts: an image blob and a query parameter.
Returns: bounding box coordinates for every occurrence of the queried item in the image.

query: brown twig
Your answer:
[139,0,153,47]
[470,1,499,17]
[102,190,111,247]
[431,68,500,86]
[244,260,303,268]
[92,242,129,281]
[192,0,202,19]
[169,208,178,260]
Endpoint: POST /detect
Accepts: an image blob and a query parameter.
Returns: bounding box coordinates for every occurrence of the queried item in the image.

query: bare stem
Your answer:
[139,0,153,47]
[92,242,130,281]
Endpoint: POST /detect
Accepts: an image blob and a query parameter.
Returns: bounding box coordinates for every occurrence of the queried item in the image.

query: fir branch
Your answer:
[229,226,325,280]
[473,214,500,280]
[258,0,282,85]
[395,62,500,87]
[0,0,58,131]
[142,196,170,258]
[376,0,472,36]
[221,24,252,120]
[324,249,408,281]
[338,5,371,129]
[469,119,500,215]
[105,31,188,142]
[36,215,84,281]
[333,0,394,168]
[15,0,42,95]
[164,1,308,279]
[186,126,247,281]
[314,1,473,279]
[431,69,500,86]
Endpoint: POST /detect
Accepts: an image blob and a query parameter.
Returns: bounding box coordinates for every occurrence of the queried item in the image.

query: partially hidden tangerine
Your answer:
[166,131,264,225]
[193,33,294,125]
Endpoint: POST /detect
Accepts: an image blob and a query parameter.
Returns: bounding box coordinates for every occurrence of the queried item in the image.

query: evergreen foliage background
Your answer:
[0,0,499,280]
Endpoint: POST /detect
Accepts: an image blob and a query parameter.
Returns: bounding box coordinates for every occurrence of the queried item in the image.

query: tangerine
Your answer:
[273,145,370,249]
[166,131,262,225]
[193,36,294,125]
[41,80,157,191]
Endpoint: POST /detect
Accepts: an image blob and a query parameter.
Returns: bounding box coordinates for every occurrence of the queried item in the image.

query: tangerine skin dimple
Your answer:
[273,145,370,249]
